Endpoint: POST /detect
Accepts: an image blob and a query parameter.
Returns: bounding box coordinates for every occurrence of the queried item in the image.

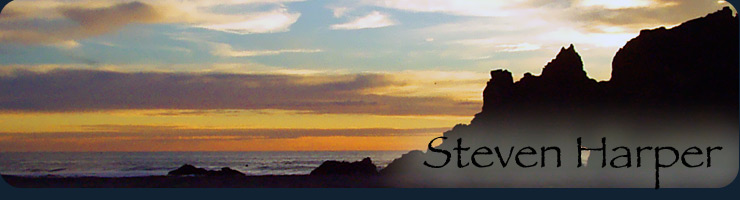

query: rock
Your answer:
[379,150,426,176]
[481,70,514,113]
[473,7,737,121]
[167,164,245,177]
[475,43,600,125]
[382,8,739,184]
[168,164,208,176]
[610,6,738,109]
[215,167,246,177]
[540,44,588,82]
[310,157,379,176]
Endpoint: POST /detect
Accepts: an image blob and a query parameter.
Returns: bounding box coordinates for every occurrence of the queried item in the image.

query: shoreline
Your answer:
[1,174,389,188]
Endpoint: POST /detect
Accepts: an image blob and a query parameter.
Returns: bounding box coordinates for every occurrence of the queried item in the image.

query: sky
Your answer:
[0,0,734,152]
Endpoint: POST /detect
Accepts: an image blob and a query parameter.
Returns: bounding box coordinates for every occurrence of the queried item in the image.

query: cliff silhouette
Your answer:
[473,7,738,124]
[380,7,739,188]
[609,7,739,110]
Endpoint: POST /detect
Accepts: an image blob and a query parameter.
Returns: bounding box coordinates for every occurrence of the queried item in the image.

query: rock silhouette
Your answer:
[476,44,600,124]
[168,164,246,177]
[378,150,425,176]
[474,7,738,121]
[310,157,379,176]
[609,7,739,110]
[380,7,739,188]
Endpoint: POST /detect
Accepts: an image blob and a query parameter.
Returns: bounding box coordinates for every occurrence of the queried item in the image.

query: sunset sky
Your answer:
[0,0,734,151]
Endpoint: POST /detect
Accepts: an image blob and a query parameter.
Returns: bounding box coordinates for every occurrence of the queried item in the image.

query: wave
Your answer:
[1,151,409,177]
[26,168,66,173]
[121,166,174,171]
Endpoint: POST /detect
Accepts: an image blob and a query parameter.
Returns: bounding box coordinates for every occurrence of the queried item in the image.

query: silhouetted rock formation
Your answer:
[310,157,379,176]
[477,44,600,124]
[609,7,739,110]
[475,7,738,121]
[471,7,738,125]
[382,8,739,188]
[168,164,246,177]
[216,167,247,177]
[379,150,425,176]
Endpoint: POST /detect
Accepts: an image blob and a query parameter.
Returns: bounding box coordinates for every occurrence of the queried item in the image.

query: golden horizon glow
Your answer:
[0,109,473,132]
[0,135,444,152]
[0,109,470,152]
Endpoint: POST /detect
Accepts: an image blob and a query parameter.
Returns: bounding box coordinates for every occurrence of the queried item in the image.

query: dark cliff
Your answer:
[609,7,739,110]
[380,8,739,185]
[474,7,738,124]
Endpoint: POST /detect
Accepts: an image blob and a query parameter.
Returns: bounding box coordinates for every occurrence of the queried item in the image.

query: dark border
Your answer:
[0,0,738,199]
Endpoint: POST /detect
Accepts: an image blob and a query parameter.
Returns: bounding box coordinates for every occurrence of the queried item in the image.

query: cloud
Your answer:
[0,63,340,76]
[495,43,542,52]
[221,48,323,57]
[577,0,659,9]
[0,68,481,116]
[567,0,733,31]
[364,0,531,17]
[407,0,731,71]
[534,28,637,47]
[365,0,729,22]
[0,0,305,46]
[0,5,24,20]
[195,8,301,34]
[330,11,398,30]
[0,1,163,46]
[387,0,730,41]
[60,1,162,35]
[363,70,488,101]
[329,6,351,18]
[453,39,542,52]
[211,42,322,57]
[52,40,82,49]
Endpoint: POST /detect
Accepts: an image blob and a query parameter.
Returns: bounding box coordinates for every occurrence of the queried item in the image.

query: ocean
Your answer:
[0,151,409,177]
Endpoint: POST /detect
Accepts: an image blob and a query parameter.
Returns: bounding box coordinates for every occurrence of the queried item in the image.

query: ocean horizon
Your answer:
[0,151,410,177]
